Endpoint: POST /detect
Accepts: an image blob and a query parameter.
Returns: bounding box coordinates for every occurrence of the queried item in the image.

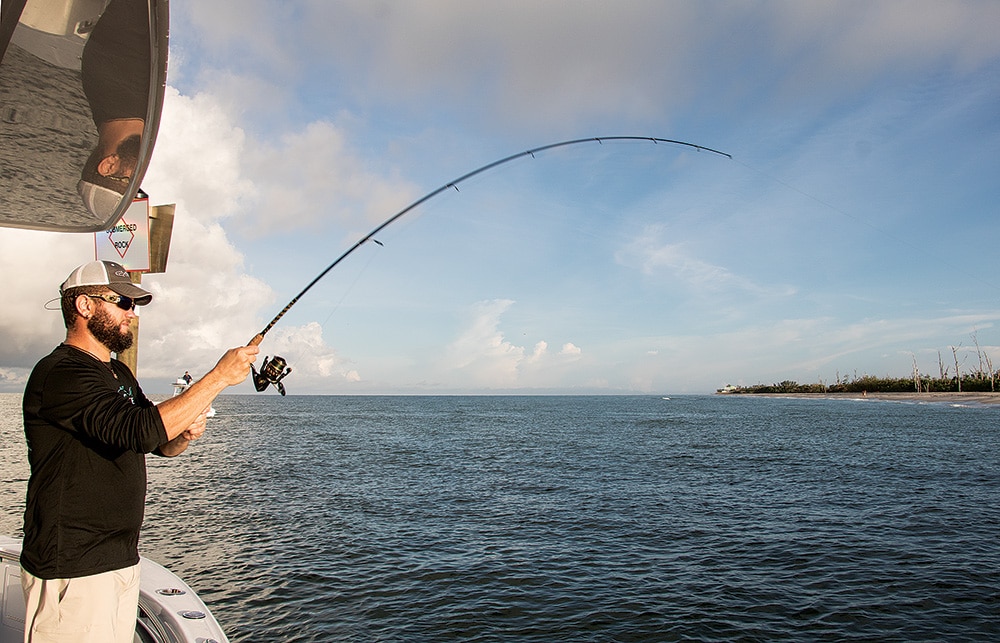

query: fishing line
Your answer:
[247,136,731,394]
[281,240,385,370]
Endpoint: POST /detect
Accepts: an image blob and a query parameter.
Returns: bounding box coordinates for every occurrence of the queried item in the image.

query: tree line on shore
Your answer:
[719,374,998,395]
[720,339,999,394]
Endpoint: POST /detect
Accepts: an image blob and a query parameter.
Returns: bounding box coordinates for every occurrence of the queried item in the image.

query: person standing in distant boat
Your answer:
[183,370,193,384]
[20,260,259,643]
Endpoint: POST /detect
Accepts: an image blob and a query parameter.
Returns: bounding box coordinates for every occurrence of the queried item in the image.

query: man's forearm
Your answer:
[156,371,227,440]
[157,433,191,457]
[154,344,258,441]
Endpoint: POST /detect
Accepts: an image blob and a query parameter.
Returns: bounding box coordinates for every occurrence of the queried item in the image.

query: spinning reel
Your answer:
[252,355,292,395]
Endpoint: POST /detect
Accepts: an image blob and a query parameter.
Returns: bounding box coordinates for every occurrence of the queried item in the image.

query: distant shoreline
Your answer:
[723,391,1000,406]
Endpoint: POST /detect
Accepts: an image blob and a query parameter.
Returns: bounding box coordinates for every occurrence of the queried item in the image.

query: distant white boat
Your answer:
[0,536,229,643]
[172,378,216,418]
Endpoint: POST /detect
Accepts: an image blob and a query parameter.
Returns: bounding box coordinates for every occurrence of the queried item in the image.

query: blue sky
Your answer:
[2,0,999,394]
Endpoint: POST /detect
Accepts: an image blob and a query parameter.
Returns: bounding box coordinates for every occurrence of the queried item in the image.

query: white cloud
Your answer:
[560,342,582,357]
[251,322,359,390]
[144,87,254,221]
[123,88,274,382]
[147,86,421,241]
[617,224,796,297]
[0,229,95,381]
[439,300,589,390]
[526,340,548,364]
[176,1,1000,131]
[133,84,419,389]
[770,1,1000,80]
[241,121,421,236]
[445,299,524,387]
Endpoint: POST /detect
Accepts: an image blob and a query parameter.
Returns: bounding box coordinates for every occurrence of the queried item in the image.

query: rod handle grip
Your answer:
[248,334,264,347]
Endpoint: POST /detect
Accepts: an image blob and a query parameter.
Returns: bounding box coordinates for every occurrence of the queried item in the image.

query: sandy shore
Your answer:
[734,392,1000,406]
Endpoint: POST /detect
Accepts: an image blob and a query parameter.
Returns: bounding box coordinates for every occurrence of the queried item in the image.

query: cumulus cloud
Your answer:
[119,88,273,382]
[525,340,548,364]
[240,121,421,236]
[145,88,420,239]
[25,84,378,391]
[442,299,587,389]
[0,60,450,393]
[129,82,422,389]
[560,343,582,357]
[0,228,97,386]
[445,299,523,387]
[252,322,360,388]
[144,87,254,220]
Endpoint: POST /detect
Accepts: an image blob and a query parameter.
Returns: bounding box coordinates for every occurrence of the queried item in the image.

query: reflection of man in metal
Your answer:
[78,0,150,213]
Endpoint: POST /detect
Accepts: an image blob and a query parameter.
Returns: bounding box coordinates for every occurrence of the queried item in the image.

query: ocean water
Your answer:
[1,394,998,642]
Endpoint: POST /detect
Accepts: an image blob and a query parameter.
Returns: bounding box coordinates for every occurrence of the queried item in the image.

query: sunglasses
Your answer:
[86,293,136,311]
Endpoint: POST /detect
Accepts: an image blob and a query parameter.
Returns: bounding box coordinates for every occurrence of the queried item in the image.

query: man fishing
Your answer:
[20,260,259,643]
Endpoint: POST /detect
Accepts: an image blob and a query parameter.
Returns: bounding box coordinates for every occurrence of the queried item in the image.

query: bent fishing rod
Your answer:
[247,136,731,394]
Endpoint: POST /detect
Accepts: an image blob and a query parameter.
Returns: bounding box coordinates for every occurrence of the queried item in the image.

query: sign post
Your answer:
[94,194,174,375]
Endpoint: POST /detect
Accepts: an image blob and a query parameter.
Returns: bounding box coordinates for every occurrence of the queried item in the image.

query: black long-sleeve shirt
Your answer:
[21,344,167,579]
[80,0,151,127]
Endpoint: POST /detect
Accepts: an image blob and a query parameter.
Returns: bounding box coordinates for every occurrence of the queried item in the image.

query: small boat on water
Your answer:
[0,536,229,643]
[173,377,216,418]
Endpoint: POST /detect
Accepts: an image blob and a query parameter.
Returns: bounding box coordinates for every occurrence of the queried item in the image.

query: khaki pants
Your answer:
[21,564,140,643]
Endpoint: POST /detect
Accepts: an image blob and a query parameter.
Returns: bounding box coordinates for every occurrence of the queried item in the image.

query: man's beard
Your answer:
[88,305,133,354]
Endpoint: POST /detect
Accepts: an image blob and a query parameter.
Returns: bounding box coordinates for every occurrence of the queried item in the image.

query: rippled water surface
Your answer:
[2,394,998,641]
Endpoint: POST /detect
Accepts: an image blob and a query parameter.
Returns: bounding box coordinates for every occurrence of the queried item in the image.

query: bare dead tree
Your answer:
[952,345,962,392]
[972,329,985,378]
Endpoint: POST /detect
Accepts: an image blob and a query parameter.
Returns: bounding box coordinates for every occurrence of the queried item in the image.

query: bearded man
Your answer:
[20,260,258,643]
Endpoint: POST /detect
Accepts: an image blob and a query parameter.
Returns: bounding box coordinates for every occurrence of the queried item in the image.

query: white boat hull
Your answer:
[0,537,229,643]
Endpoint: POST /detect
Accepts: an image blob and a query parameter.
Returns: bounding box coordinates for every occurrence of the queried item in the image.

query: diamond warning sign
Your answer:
[107,219,136,258]
[95,195,150,271]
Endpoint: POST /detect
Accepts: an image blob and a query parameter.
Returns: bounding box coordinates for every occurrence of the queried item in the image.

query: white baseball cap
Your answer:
[77,180,123,220]
[59,260,152,305]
